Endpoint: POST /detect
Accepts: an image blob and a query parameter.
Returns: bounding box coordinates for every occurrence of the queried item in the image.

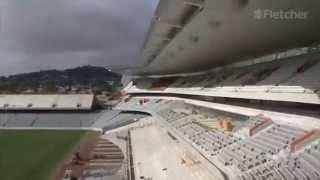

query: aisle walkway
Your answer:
[131,124,215,180]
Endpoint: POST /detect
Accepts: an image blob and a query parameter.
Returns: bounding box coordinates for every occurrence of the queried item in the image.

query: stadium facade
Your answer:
[114,0,320,180]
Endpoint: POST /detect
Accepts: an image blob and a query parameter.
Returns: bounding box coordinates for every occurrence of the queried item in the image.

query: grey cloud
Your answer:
[0,0,157,75]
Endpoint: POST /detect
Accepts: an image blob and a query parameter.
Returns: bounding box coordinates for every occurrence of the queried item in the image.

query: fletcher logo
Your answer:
[254,9,308,20]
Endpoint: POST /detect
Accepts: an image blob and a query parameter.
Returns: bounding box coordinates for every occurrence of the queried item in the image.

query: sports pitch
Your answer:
[0,130,85,180]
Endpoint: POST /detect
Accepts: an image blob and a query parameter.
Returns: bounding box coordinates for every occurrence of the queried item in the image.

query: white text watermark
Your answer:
[254,9,308,20]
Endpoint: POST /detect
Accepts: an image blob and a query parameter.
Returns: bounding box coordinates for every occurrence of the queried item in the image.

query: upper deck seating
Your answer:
[256,57,309,86]
[203,71,234,88]
[133,78,154,89]
[278,59,320,92]
[130,53,320,99]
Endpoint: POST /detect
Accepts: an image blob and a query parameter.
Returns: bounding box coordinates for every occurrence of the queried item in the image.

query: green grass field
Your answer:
[0,130,85,180]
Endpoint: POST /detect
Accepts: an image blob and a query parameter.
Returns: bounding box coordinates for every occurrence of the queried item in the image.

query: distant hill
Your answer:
[0,66,122,94]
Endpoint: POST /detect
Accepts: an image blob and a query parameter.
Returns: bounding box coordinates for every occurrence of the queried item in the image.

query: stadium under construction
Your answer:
[1,0,320,180]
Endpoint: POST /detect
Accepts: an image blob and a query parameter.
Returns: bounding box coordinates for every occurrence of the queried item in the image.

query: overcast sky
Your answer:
[0,0,157,76]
